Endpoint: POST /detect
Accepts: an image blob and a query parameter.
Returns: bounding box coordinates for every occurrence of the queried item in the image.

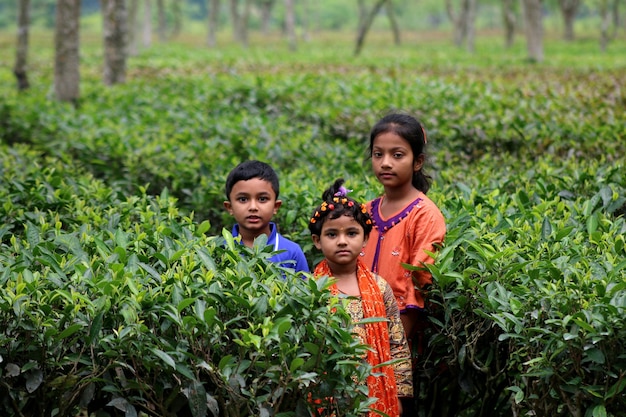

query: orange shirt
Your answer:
[361,192,446,311]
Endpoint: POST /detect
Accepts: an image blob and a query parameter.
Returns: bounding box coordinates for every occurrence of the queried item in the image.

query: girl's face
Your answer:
[312,215,368,268]
[371,132,423,190]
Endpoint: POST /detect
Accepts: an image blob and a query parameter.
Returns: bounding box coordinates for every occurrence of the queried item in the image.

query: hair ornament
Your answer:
[347,201,354,207]
[360,203,367,213]
[328,203,334,210]
[334,185,352,197]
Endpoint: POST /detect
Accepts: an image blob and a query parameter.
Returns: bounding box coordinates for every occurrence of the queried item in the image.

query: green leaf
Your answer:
[58,323,83,340]
[152,348,176,369]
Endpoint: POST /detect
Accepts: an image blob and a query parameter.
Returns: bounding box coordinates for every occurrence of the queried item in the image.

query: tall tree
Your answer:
[14,0,31,91]
[143,0,152,47]
[502,0,517,48]
[285,0,297,51]
[128,0,139,55]
[157,0,166,41]
[599,0,611,51]
[259,0,275,34]
[354,0,386,56]
[207,0,220,47]
[54,0,81,103]
[171,0,182,38]
[521,0,544,62]
[102,0,128,85]
[445,0,477,52]
[230,0,251,46]
[558,0,581,41]
[385,0,401,45]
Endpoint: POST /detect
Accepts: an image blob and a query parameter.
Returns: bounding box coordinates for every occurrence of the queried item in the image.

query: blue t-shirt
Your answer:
[231,222,310,273]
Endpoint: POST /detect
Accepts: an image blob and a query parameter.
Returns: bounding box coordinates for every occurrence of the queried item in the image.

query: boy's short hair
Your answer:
[225,160,280,200]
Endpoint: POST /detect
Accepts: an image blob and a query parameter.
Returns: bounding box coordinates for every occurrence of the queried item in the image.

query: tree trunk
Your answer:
[128,0,139,55]
[385,0,400,45]
[102,0,128,85]
[599,0,610,52]
[14,0,30,91]
[259,0,274,35]
[171,0,182,38]
[354,0,386,56]
[502,0,516,48]
[559,0,580,41]
[611,0,620,39]
[446,0,465,47]
[285,0,297,51]
[143,0,152,47]
[230,0,241,43]
[157,0,166,41]
[301,0,310,41]
[521,0,544,62]
[241,0,251,47]
[208,0,219,47]
[465,0,477,53]
[54,0,81,103]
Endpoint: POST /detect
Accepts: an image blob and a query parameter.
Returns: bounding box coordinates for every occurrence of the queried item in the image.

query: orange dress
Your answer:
[314,259,412,417]
[361,192,446,311]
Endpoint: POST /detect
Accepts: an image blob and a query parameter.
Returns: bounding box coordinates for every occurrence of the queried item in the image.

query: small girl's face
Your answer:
[312,215,368,267]
[371,132,423,189]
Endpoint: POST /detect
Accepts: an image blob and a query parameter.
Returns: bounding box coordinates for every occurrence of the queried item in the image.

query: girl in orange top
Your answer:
[309,179,412,417]
[361,113,446,348]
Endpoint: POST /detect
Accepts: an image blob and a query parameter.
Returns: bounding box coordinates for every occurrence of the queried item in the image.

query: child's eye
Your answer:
[393,153,404,159]
[237,197,248,203]
[372,151,382,158]
[348,231,358,237]
[258,196,269,202]
[325,232,336,238]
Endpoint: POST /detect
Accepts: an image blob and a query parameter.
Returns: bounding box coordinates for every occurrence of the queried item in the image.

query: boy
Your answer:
[224,160,310,273]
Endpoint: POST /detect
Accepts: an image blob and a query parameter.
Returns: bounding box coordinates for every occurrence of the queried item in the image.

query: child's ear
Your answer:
[311,234,322,250]
[413,154,425,172]
[273,199,282,214]
[223,201,233,214]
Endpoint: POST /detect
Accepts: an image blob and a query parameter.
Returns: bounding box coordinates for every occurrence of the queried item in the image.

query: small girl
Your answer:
[309,179,412,417]
[361,113,446,349]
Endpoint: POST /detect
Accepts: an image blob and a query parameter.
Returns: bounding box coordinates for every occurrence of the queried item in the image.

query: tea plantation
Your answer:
[1,32,625,417]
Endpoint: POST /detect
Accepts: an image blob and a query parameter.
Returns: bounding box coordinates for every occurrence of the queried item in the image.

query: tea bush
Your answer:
[1,31,625,417]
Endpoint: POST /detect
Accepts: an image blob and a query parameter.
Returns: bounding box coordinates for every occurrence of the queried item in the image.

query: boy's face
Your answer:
[224,178,281,238]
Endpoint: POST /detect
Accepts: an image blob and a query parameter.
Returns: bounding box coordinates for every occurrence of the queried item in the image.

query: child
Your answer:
[224,160,309,273]
[309,178,412,417]
[361,112,446,351]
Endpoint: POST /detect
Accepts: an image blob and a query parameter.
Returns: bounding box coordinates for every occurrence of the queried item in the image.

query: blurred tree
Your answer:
[558,0,581,40]
[128,0,139,55]
[230,0,251,46]
[354,0,386,56]
[521,0,544,62]
[207,0,220,46]
[285,0,296,50]
[171,0,182,37]
[143,0,152,46]
[14,0,30,91]
[385,0,400,45]
[502,0,517,47]
[101,0,128,85]
[157,0,166,41]
[259,0,275,34]
[445,0,477,53]
[54,0,81,103]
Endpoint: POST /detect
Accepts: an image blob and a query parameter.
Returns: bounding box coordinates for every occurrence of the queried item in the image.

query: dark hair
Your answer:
[308,178,373,238]
[225,160,280,199]
[369,113,432,193]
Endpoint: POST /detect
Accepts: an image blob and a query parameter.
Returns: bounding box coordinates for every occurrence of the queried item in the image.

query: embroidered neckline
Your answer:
[371,196,423,233]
